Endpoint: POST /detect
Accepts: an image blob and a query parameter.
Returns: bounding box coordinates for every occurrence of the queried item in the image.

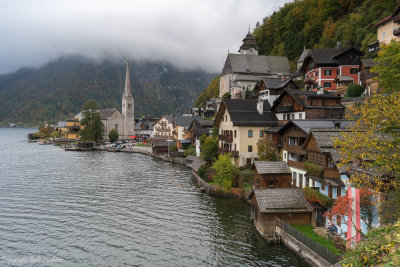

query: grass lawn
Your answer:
[135,143,151,147]
[292,225,339,255]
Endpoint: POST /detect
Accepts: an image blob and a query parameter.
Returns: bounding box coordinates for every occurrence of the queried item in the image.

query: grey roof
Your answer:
[174,116,200,127]
[234,74,265,82]
[279,120,354,134]
[297,48,310,63]
[262,77,294,89]
[57,121,66,128]
[221,99,278,127]
[337,75,354,82]
[190,119,214,137]
[361,58,377,68]
[98,108,118,120]
[221,54,291,76]
[254,161,291,174]
[134,122,142,130]
[310,128,351,152]
[253,189,313,213]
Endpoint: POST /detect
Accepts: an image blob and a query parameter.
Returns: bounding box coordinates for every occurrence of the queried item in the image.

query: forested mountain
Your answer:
[253,0,399,64]
[0,56,215,123]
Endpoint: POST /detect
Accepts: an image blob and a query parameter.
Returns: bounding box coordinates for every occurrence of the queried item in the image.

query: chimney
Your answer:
[257,100,264,115]
[336,41,342,50]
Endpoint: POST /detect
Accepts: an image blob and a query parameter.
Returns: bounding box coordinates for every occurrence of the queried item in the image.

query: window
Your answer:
[248,130,253,138]
[284,152,287,160]
[234,144,236,151]
[115,124,118,132]
[267,180,275,188]
[316,71,319,76]
[311,99,318,106]
[337,69,340,75]
[382,31,386,38]
[289,152,297,161]
[248,145,253,152]
[324,70,331,76]
[350,68,358,74]
[234,130,236,138]
[337,187,342,197]
[259,130,263,137]
[313,83,317,89]
[324,82,331,88]
[299,113,303,119]
[289,137,297,146]
[292,172,297,186]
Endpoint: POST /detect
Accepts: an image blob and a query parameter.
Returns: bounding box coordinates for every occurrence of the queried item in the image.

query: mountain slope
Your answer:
[0,56,215,123]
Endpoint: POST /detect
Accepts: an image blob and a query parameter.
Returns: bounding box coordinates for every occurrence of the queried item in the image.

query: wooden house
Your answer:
[253,161,292,189]
[188,119,213,157]
[360,59,380,95]
[249,188,313,239]
[257,77,299,106]
[271,89,344,125]
[299,44,364,94]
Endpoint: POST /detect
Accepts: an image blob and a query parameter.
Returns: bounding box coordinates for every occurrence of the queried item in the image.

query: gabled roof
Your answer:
[272,89,342,111]
[297,48,310,63]
[250,188,313,213]
[261,77,297,90]
[189,119,214,137]
[361,58,377,68]
[154,115,175,125]
[254,161,291,174]
[215,99,278,127]
[304,128,351,153]
[374,4,400,27]
[221,54,291,76]
[98,108,119,120]
[174,116,200,127]
[278,120,354,135]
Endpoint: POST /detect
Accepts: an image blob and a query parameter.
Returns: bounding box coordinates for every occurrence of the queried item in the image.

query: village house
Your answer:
[271,89,345,125]
[153,115,175,140]
[98,59,135,140]
[278,120,353,189]
[257,77,299,106]
[219,31,291,99]
[134,120,155,141]
[253,161,292,189]
[360,59,380,95]
[300,43,363,95]
[213,99,278,167]
[187,118,213,157]
[374,3,400,45]
[249,188,313,240]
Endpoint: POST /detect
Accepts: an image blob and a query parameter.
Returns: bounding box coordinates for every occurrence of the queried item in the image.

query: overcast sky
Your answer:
[0,0,289,74]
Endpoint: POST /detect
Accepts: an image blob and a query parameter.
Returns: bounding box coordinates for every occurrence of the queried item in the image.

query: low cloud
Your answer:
[0,0,289,74]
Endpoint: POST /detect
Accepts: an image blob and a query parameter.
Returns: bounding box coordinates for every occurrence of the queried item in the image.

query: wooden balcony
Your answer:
[304,76,316,83]
[287,145,307,155]
[218,134,233,143]
[218,148,239,157]
[287,160,304,170]
[393,28,400,36]
[323,167,340,179]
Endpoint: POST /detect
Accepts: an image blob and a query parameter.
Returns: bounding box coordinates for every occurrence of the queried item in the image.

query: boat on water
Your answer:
[37,141,46,145]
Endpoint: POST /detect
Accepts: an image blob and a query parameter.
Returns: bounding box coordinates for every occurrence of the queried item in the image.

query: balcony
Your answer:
[323,167,340,179]
[218,148,239,157]
[304,76,316,83]
[218,134,233,143]
[287,160,304,170]
[393,28,400,36]
[287,145,307,155]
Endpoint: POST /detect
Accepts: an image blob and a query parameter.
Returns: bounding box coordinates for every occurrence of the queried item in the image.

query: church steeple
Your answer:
[123,57,133,98]
[239,27,259,55]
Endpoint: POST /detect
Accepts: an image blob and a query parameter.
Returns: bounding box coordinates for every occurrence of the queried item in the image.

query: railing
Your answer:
[276,218,340,265]
[155,126,171,132]
[393,28,400,36]
[287,145,307,155]
[323,167,340,179]
[218,134,233,142]
[218,148,239,157]
[287,160,304,170]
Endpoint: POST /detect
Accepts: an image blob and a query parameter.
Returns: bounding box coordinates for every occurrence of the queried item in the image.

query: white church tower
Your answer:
[122,58,135,139]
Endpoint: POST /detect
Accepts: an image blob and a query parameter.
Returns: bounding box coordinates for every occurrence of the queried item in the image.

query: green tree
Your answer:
[222,92,231,99]
[200,136,218,163]
[80,99,104,142]
[257,138,281,161]
[211,153,237,189]
[345,83,364,97]
[108,129,119,143]
[371,40,400,93]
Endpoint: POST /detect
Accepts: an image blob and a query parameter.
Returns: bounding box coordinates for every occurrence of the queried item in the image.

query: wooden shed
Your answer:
[249,188,313,240]
[253,161,292,189]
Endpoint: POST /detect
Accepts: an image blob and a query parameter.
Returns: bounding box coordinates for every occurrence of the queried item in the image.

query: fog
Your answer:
[0,0,289,74]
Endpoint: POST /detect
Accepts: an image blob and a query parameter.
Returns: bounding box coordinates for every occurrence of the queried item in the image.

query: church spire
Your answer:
[123,57,133,98]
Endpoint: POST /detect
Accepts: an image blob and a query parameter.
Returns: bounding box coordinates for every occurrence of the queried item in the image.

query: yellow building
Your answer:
[375,4,400,45]
[214,99,278,167]
[56,119,82,140]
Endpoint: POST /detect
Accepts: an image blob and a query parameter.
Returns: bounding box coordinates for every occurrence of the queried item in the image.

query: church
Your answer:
[99,59,135,140]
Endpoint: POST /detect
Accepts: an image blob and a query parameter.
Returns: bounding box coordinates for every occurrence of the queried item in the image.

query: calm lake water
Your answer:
[0,128,307,266]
